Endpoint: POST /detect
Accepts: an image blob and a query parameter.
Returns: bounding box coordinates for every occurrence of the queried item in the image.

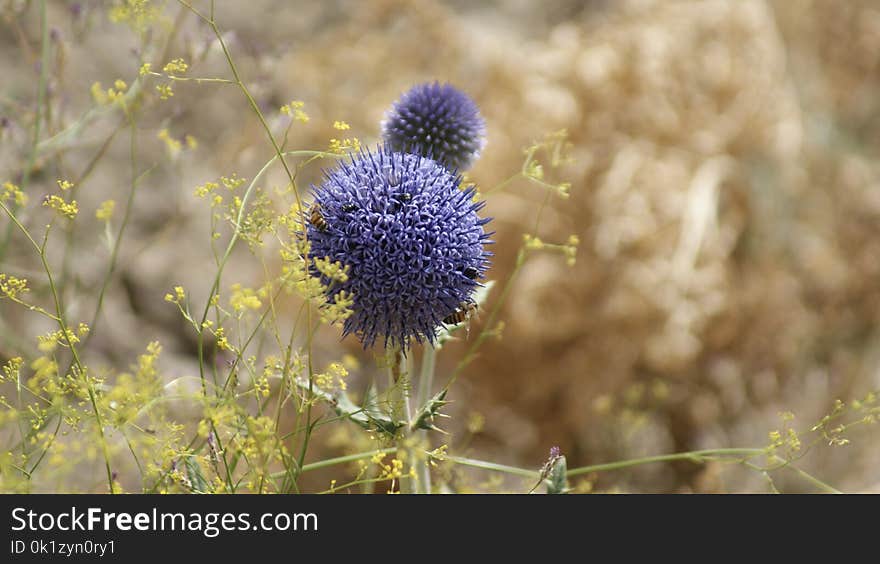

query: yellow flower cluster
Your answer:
[0,274,29,300]
[163,285,186,304]
[319,290,355,326]
[108,0,158,33]
[95,199,116,221]
[233,189,275,249]
[155,84,173,100]
[522,233,579,266]
[43,195,79,219]
[36,328,81,353]
[233,415,282,468]
[523,233,544,251]
[229,283,264,312]
[314,362,348,392]
[194,181,219,200]
[214,327,231,352]
[220,174,246,190]
[280,100,309,123]
[254,373,270,398]
[375,455,405,481]
[328,137,361,154]
[162,58,189,75]
[195,174,246,212]
[521,129,575,199]
[276,209,356,325]
[90,80,128,106]
[427,444,449,466]
[312,257,349,283]
[0,357,23,384]
[524,159,544,181]
[29,356,58,391]
[1,181,27,207]
[101,341,162,427]
[195,405,234,449]
[157,129,196,158]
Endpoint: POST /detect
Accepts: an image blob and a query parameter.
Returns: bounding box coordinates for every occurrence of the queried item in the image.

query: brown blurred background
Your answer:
[3,0,880,492]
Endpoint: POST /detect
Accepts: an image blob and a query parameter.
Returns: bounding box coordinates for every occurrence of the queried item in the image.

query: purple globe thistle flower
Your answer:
[382,82,486,171]
[307,146,492,350]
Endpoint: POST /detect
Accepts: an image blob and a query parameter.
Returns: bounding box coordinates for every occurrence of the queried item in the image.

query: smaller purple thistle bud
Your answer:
[382,81,486,171]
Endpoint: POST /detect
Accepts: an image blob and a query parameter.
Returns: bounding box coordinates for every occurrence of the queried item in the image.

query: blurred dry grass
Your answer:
[4,0,880,492]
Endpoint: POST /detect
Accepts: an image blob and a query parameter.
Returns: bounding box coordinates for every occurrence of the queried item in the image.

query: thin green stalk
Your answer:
[767,454,841,494]
[0,202,115,492]
[0,0,49,262]
[564,448,765,477]
[179,0,347,491]
[58,124,123,295]
[271,448,397,477]
[447,455,538,479]
[87,114,146,336]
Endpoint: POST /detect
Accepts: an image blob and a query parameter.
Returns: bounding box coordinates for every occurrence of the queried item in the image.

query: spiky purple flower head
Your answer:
[307,146,492,350]
[382,82,486,172]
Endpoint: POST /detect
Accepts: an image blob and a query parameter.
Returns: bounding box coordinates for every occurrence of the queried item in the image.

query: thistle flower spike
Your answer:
[307,146,493,350]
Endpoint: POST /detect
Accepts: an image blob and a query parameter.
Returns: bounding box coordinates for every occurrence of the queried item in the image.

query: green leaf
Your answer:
[293,378,403,438]
[545,455,569,494]
[184,456,209,493]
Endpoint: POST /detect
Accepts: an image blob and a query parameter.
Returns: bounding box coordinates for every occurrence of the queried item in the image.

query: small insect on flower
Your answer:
[443,302,478,326]
[309,202,328,232]
[443,300,479,339]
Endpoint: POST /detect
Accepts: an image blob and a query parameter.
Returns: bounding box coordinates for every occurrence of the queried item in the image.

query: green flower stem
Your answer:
[448,447,839,493]
[414,345,437,493]
[0,202,114,493]
[387,347,414,493]
[446,455,539,479]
